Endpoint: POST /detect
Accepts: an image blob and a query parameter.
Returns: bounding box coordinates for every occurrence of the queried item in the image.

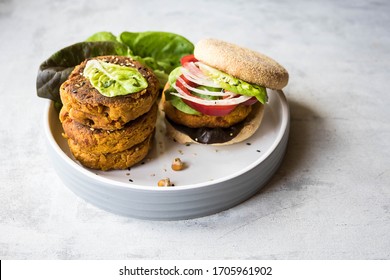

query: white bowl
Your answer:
[44,90,290,220]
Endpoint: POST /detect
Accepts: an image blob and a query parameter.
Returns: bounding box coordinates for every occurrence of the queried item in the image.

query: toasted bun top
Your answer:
[194,38,289,90]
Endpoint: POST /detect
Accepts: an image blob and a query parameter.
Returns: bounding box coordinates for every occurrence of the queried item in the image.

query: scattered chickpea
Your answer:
[157,178,172,187]
[171,158,185,171]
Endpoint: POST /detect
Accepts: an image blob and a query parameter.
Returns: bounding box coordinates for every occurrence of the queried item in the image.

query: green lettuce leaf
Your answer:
[87,31,194,88]
[165,66,200,115]
[168,66,183,85]
[83,60,148,97]
[165,88,200,115]
[85,31,118,43]
[36,41,131,103]
[118,31,194,85]
[37,31,194,103]
[198,64,268,104]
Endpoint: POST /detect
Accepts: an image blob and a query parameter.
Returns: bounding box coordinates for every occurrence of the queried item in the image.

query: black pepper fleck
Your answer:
[129,179,133,182]
[246,143,251,145]
[256,150,261,153]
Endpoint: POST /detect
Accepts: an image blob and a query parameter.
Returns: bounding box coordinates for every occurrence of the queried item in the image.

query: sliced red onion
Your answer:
[181,63,221,88]
[195,61,217,75]
[185,61,206,77]
[181,68,220,88]
[177,76,236,98]
[172,83,253,106]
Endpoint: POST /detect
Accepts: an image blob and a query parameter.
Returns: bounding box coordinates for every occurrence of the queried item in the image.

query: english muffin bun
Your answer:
[161,38,288,145]
[195,38,289,90]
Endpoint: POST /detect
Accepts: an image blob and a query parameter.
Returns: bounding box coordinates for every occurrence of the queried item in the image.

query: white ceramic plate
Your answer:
[45,89,290,220]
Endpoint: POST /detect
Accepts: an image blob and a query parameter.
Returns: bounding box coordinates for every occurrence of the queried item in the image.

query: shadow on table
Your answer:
[257,98,322,194]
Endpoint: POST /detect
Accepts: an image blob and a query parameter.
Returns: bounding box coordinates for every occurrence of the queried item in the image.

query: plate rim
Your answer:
[44,90,289,191]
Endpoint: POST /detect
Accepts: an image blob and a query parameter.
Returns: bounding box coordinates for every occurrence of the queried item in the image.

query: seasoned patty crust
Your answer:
[60,103,157,154]
[60,55,159,130]
[68,133,154,171]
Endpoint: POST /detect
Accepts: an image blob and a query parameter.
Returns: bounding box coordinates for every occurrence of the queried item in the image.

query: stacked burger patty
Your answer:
[59,56,159,170]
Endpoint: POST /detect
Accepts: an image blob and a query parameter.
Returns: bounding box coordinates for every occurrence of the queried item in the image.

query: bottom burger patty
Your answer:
[162,97,253,128]
[67,133,154,171]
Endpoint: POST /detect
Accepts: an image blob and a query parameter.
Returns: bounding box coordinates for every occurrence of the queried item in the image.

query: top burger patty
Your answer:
[60,55,160,130]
